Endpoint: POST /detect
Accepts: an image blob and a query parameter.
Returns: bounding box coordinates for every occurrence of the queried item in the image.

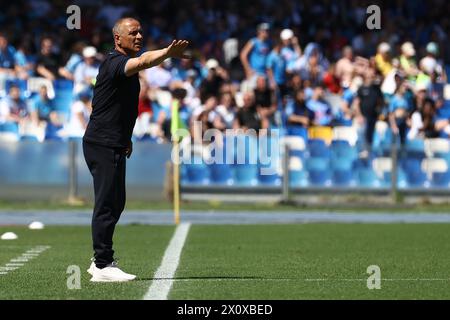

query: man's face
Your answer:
[258,29,269,40]
[0,36,7,50]
[256,76,266,90]
[41,39,52,55]
[85,56,95,65]
[10,87,20,100]
[39,86,48,99]
[243,93,254,107]
[117,20,143,54]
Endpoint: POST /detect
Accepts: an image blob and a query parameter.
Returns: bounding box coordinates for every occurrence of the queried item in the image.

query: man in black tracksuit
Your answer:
[83,17,189,282]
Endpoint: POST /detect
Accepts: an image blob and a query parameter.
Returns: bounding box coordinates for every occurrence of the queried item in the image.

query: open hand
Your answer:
[166,40,190,59]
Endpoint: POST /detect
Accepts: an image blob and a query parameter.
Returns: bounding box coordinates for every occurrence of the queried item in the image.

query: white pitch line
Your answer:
[143,223,191,300]
[163,278,450,282]
[0,246,50,277]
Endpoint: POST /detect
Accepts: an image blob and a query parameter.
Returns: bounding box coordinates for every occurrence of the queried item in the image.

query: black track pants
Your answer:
[83,140,126,268]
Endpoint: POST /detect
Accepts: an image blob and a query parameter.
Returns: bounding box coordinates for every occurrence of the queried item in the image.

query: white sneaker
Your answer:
[90,261,136,282]
[87,261,98,276]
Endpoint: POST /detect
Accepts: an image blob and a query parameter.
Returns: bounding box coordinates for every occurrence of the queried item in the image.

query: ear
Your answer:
[114,34,121,45]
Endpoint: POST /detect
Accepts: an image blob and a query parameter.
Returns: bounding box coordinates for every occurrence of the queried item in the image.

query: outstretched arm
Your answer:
[124,40,190,77]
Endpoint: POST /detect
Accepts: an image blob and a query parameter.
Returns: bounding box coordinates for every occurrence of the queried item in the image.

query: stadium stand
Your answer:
[0,0,449,194]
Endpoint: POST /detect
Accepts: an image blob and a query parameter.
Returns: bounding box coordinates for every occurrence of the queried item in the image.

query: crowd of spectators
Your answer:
[0,0,449,151]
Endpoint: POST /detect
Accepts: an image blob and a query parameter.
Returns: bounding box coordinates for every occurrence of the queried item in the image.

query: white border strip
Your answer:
[0,246,50,276]
[143,223,191,300]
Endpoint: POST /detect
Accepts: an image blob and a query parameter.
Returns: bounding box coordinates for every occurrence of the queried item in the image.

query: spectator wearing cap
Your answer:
[36,37,60,81]
[416,49,438,90]
[240,23,272,80]
[182,69,200,106]
[73,46,100,94]
[419,42,447,83]
[399,42,419,80]
[199,59,228,102]
[375,42,393,77]
[279,29,301,72]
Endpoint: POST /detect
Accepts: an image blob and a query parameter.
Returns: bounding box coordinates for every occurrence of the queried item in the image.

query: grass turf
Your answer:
[2,224,450,299]
[0,225,174,299]
[4,199,450,213]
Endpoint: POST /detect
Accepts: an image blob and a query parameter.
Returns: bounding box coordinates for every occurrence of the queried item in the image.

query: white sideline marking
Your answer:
[166,278,450,282]
[143,223,191,300]
[0,246,50,277]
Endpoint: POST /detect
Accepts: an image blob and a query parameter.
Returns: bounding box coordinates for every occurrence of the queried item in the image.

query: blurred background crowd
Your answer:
[0,0,448,154]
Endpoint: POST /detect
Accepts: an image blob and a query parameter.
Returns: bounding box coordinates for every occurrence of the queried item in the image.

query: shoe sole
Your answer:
[90,276,135,282]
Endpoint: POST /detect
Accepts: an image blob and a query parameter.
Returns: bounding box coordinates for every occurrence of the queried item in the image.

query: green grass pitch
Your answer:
[1,224,450,299]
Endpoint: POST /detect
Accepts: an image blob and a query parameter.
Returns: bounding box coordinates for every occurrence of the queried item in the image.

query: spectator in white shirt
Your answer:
[73,46,99,94]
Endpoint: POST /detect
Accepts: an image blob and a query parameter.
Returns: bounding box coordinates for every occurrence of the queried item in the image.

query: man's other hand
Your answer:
[126,141,133,158]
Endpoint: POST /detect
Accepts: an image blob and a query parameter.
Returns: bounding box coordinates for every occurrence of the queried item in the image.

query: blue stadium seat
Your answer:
[54,79,75,90]
[382,168,408,188]
[258,163,281,186]
[286,126,308,140]
[233,134,258,164]
[356,167,380,187]
[45,123,63,141]
[20,135,39,142]
[330,157,353,171]
[305,157,331,186]
[332,169,354,186]
[184,161,210,185]
[405,138,426,160]
[289,170,307,187]
[180,163,187,184]
[0,122,19,134]
[53,80,75,116]
[308,169,331,186]
[209,163,233,185]
[330,139,357,161]
[402,158,427,187]
[330,157,354,186]
[234,164,258,186]
[307,139,330,158]
[431,171,450,188]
